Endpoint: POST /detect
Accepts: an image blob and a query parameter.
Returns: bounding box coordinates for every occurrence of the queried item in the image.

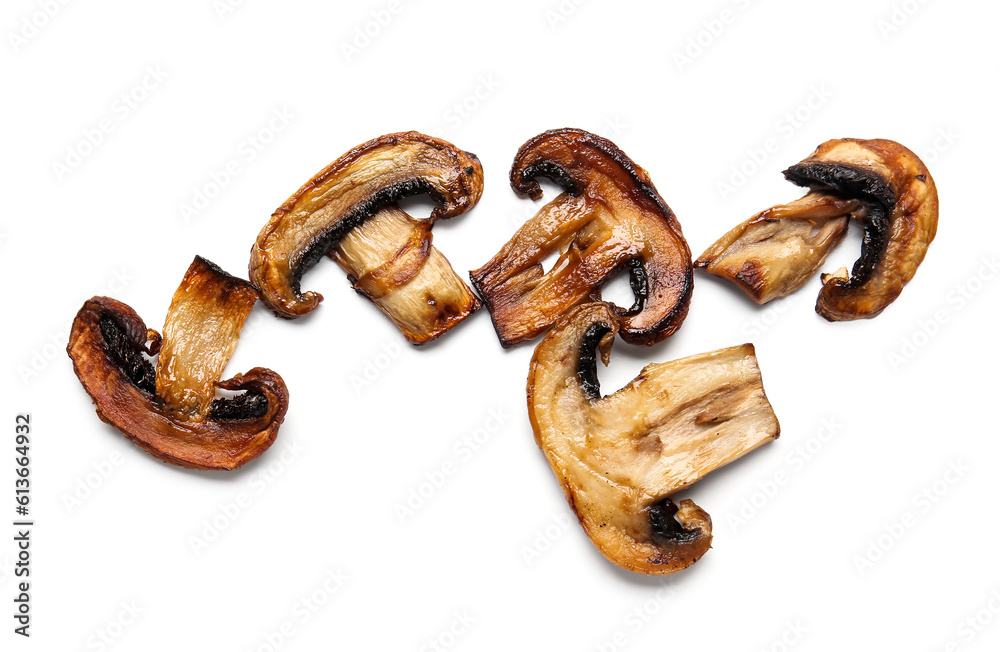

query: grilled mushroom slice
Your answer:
[697,138,938,320]
[471,128,692,347]
[67,257,288,470]
[250,132,483,344]
[528,302,780,574]
[695,193,857,304]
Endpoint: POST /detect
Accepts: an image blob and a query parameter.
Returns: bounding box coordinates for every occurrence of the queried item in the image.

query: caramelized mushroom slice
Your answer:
[528,303,780,574]
[250,132,483,344]
[67,257,288,470]
[698,138,938,320]
[695,193,858,303]
[471,128,692,347]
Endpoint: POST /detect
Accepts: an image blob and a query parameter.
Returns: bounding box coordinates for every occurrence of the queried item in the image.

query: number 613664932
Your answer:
[15,414,30,512]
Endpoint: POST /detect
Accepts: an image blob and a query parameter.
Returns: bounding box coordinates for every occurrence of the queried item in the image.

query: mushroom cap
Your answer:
[783,138,939,320]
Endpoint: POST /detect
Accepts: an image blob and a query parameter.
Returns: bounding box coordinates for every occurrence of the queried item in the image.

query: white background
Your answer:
[3,0,999,649]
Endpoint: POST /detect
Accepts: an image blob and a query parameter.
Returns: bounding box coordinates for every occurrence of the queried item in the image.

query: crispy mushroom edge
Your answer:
[249,131,484,342]
[527,302,780,574]
[67,258,289,471]
[471,128,693,348]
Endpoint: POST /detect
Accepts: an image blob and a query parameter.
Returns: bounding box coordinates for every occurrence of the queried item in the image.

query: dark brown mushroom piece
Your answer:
[249,132,484,345]
[528,302,780,574]
[67,256,289,470]
[696,138,938,320]
[471,128,693,347]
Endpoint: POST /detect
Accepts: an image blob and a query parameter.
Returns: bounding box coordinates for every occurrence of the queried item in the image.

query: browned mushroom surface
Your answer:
[471,128,692,347]
[250,132,483,344]
[67,257,288,470]
[697,138,938,320]
[695,193,857,304]
[527,303,780,574]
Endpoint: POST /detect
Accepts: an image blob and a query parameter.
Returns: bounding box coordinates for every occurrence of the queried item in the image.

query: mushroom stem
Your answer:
[156,257,259,420]
[330,205,481,344]
[695,192,858,304]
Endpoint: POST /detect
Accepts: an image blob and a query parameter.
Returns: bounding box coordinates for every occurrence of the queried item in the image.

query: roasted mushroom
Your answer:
[67,257,288,470]
[696,138,938,320]
[528,302,780,574]
[250,132,483,344]
[471,128,692,347]
[695,193,856,304]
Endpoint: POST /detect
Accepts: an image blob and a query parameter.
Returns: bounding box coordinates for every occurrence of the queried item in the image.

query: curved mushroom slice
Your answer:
[250,131,483,344]
[528,303,780,574]
[695,193,858,303]
[471,128,692,347]
[67,257,289,470]
[697,138,938,320]
[785,138,938,320]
